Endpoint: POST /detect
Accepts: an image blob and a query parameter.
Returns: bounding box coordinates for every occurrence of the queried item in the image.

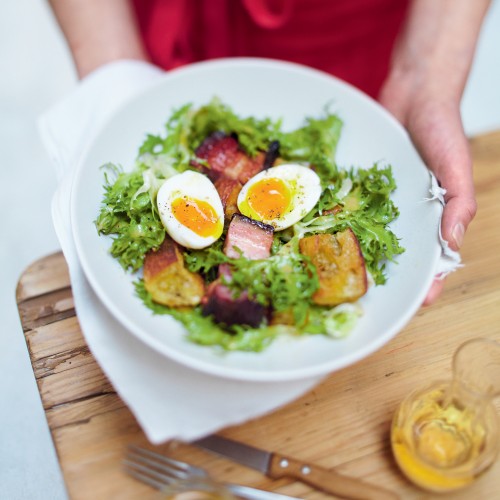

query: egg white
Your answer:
[156,171,224,249]
[237,164,322,231]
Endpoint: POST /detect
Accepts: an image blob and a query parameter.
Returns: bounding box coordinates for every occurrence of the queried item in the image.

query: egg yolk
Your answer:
[246,178,291,220]
[171,197,221,238]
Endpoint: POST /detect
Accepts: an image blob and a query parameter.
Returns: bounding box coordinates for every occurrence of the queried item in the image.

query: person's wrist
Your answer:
[379,61,462,129]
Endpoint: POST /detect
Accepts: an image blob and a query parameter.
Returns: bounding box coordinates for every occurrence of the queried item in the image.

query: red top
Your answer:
[132,0,409,98]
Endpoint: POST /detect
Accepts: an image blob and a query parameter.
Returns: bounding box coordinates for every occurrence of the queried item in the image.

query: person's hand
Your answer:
[379,75,477,305]
[377,0,490,305]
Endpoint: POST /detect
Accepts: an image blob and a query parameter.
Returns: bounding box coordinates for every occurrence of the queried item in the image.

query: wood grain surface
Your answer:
[16,132,500,499]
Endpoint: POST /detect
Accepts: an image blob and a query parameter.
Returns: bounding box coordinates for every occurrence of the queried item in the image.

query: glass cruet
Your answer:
[391,338,500,492]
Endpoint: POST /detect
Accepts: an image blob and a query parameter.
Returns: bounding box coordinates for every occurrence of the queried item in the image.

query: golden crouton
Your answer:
[143,237,205,307]
[299,230,367,306]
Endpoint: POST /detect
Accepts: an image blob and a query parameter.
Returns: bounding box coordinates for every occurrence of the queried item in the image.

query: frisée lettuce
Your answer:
[96,98,404,351]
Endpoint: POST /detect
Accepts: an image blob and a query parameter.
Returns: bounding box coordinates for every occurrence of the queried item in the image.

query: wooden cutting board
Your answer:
[16,131,500,499]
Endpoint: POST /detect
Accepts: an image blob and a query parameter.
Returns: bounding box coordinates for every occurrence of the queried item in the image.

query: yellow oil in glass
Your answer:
[391,385,490,492]
[392,339,500,493]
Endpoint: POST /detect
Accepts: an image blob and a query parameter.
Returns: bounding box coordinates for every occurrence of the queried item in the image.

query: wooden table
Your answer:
[16,132,500,499]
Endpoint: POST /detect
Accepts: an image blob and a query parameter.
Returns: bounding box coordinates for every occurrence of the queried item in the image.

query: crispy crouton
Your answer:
[299,230,367,306]
[143,237,205,307]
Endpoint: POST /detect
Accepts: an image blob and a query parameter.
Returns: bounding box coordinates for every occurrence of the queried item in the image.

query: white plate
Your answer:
[71,58,441,382]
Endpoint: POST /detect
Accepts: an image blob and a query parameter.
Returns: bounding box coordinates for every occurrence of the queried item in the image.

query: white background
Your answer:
[1,0,499,497]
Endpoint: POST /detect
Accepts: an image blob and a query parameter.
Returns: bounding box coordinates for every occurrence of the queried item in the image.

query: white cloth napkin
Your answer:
[40,61,321,444]
[425,173,462,277]
[39,60,460,444]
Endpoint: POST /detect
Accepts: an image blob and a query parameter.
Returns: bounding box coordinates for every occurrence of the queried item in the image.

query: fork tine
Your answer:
[124,465,167,490]
[124,459,217,494]
[126,450,187,481]
[124,458,177,482]
[129,445,191,472]
[128,445,206,477]
[125,447,300,500]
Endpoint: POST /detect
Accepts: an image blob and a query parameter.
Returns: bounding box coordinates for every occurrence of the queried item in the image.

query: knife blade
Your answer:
[194,435,399,500]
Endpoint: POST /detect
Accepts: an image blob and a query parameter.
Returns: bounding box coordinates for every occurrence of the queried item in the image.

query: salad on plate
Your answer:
[95,98,404,351]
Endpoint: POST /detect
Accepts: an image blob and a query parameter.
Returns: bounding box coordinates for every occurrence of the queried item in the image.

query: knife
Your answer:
[194,435,399,500]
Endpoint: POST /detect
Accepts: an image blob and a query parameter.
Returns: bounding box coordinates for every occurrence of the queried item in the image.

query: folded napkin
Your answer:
[41,61,321,444]
[426,173,462,277]
[40,60,460,444]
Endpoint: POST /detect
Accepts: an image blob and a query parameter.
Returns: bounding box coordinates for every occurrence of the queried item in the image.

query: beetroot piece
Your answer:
[202,282,267,328]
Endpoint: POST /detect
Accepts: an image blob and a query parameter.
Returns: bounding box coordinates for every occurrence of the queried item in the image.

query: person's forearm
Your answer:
[382,0,491,115]
[49,0,148,78]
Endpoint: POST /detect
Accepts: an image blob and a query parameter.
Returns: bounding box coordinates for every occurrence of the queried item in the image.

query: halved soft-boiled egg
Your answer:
[237,164,322,231]
[157,171,224,249]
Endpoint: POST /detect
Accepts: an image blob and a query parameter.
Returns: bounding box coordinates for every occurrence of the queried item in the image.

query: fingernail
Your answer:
[452,223,465,249]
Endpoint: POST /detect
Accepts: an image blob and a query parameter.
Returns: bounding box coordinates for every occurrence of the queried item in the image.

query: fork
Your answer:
[124,445,301,500]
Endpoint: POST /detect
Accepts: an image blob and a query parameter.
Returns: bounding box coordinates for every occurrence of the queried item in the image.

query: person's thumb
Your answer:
[441,194,477,251]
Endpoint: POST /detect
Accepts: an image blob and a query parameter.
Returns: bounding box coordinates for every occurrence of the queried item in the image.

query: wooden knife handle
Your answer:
[268,453,399,500]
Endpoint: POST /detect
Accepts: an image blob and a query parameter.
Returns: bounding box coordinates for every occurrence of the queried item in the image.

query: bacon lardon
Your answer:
[262,140,280,170]
[202,214,274,327]
[223,214,274,260]
[192,132,265,184]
